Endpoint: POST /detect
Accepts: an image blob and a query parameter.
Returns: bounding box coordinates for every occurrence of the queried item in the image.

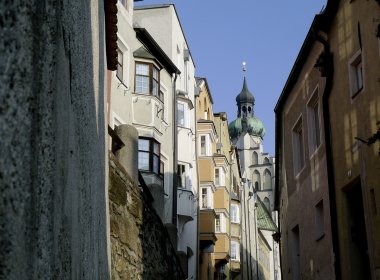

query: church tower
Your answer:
[228,63,281,280]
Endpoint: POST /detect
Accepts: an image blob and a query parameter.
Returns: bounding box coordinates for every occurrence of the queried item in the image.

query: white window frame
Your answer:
[215,167,225,186]
[231,241,240,261]
[201,187,213,209]
[231,204,240,223]
[215,214,221,232]
[215,212,226,233]
[199,134,211,156]
[307,87,322,156]
[348,49,364,98]
[116,36,130,88]
[178,163,187,189]
[292,115,305,176]
[177,102,186,127]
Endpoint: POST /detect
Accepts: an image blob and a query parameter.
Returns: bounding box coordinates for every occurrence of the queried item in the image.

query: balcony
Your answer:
[177,189,195,222]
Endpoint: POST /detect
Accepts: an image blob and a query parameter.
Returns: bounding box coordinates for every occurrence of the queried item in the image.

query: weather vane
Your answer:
[242,61,246,77]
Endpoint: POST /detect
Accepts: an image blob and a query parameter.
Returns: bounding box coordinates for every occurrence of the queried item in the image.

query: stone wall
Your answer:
[109,153,184,280]
[0,1,109,279]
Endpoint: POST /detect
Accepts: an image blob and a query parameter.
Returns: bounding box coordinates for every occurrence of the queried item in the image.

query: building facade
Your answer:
[134,4,198,279]
[275,1,380,279]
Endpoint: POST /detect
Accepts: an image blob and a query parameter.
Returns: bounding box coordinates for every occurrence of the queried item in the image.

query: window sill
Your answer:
[309,143,322,160]
[351,86,363,99]
[116,77,129,90]
[294,165,306,180]
[316,233,325,242]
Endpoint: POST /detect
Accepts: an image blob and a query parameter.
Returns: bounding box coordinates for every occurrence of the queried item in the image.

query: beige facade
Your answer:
[328,1,380,279]
[276,1,380,279]
[196,78,244,280]
[197,78,218,280]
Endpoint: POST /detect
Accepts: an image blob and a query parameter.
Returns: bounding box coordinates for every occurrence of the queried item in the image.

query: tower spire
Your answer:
[242,61,246,77]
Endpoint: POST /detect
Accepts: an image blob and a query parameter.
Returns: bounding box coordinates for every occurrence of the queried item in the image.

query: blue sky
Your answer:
[136,0,326,155]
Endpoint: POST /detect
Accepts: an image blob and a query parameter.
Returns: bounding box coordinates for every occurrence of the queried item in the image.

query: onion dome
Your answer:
[235,77,255,105]
[229,116,266,139]
[229,62,265,139]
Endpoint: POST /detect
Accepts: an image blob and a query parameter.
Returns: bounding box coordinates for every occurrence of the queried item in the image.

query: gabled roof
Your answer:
[134,4,196,67]
[195,77,214,104]
[134,27,180,75]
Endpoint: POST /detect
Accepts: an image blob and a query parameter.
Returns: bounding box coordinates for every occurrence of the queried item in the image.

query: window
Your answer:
[201,187,213,209]
[315,200,324,240]
[215,214,221,232]
[177,103,185,127]
[178,164,186,188]
[200,135,206,156]
[215,213,226,233]
[291,225,301,280]
[307,90,321,154]
[263,157,270,164]
[263,169,272,190]
[116,48,123,81]
[292,118,305,175]
[231,241,240,261]
[253,170,261,190]
[135,62,160,96]
[231,204,239,223]
[349,50,363,97]
[159,90,165,120]
[215,167,225,186]
[138,138,160,174]
[252,151,258,165]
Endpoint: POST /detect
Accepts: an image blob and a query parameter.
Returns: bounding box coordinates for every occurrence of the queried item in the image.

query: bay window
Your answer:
[135,62,160,96]
[138,137,160,175]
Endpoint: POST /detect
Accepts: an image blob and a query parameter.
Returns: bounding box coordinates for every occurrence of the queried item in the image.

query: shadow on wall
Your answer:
[1,1,109,279]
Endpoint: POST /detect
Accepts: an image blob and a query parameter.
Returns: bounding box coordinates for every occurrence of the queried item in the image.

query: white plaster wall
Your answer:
[133,6,198,278]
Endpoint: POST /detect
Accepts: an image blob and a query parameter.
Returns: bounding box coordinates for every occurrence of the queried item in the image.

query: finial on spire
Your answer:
[242,61,246,77]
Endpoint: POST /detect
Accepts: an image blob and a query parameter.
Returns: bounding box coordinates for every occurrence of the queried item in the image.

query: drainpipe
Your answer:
[172,72,178,227]
[195,92,200,280]
[314,29,342,280]
[243,180,250,280]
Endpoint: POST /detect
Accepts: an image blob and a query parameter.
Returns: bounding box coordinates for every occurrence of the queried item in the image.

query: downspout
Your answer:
[314,29,342,280]
[172,72,178,226]
[243,180,250,280]
[195,92,200,280]
[229,151,232,280]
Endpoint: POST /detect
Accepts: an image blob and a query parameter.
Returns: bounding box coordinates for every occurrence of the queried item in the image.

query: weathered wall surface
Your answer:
[109,153,184,280]
[0,1,109,279]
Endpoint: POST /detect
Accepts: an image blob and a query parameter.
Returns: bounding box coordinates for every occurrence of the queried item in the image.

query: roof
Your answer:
[134,27,180,75]
[134,3,196,68]
[195,77,214,104]
[256,195,278,232]
[236,77,255,104]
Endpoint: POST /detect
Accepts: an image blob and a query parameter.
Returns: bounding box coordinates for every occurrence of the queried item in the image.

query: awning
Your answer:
[256,196,278,232]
